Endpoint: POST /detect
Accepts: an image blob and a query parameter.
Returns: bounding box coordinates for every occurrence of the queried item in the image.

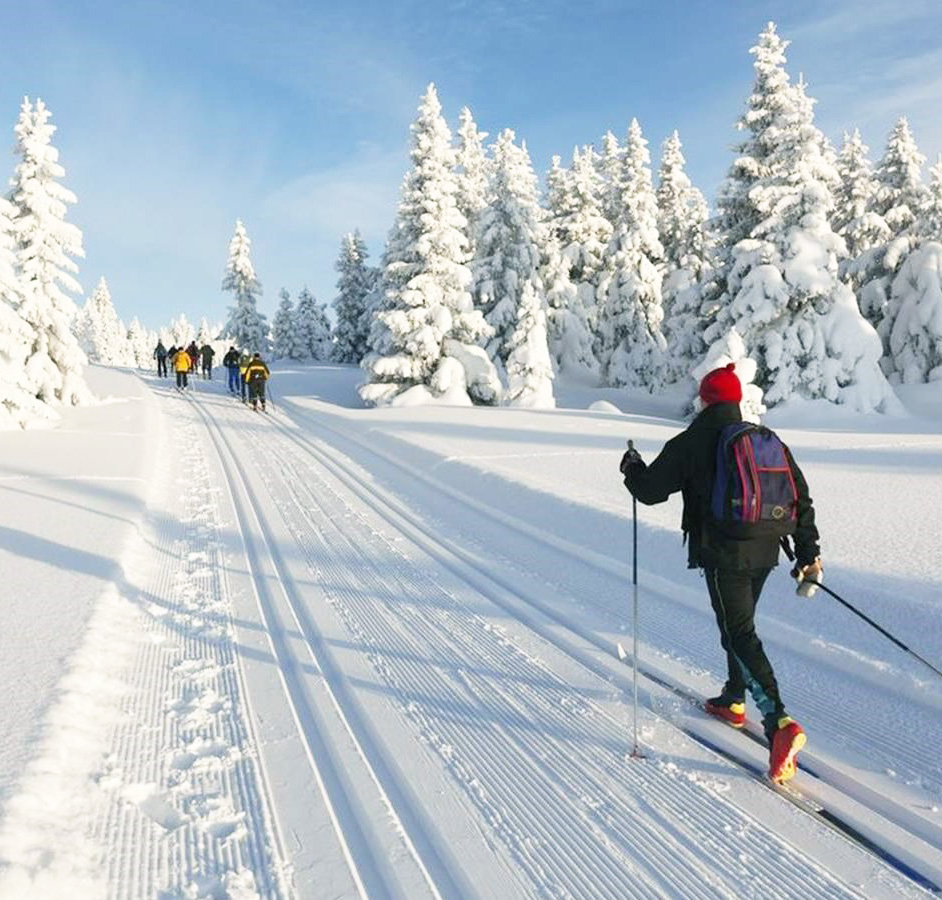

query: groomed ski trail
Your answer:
[184,382,932,899]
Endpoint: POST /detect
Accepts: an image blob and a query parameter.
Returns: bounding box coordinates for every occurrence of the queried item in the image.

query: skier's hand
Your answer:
[792,557,823,584]
[620,446,643,475]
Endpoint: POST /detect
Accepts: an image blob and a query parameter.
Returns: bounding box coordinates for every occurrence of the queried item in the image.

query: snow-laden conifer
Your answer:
[77,277,129,365]
[919,156,942,242]
[473,129,551,383]
[361,84,497,407]
[9,97,89,407]
[196,317,214,344]
[856,119,929,349]
[126,318,153,369]
[0,194,50,428]
[704,24,897,412]
[271,289,303,360]
[873,118,928,236]
[553,147,610,364]
[598,131,623,225]
[876,158,942,384]
[834,130,890,264]
[455,108,491,262]
[543,232,597,377]
[883,242,942,383]
[596,119,666,389]
[222,219,267,352]
[332,231,375,364]
[505,280,555,408]
[657,131,709,381]
[170,314,193,348]
[295,287,332,361]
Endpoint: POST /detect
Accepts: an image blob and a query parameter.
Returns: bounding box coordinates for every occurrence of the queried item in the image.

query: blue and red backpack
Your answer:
[710,423,799,539]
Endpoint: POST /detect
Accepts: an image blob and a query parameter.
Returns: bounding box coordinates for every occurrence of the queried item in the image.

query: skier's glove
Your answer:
[620,446,643,475]
[792,558,823,597]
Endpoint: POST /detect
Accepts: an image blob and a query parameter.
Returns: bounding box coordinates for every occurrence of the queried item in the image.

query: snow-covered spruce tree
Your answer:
[549,146,610,372]
[597,131,624,225]
[222,219,267,352]
[294,287,332,361]
[170,313,193,347]
[271,288,301,360]
[196,316,214,344]
[77,277,129,365]
[834,130,890,268]
[455,107,491,262]
[331,231,375,364]
[360,84,498,407]
[473,129,552,381]
[855,119,929,353]
[877,157,942,384]
[596,119,666,389]
[0,193,50,427]
[883,241,942,383]
[704,23,897,412]
[922,157,942,241]
[9,97,90,407]
[126,317,153,369]
[657,131,709,382]
[505,280,555,407]
[543,231,597,377]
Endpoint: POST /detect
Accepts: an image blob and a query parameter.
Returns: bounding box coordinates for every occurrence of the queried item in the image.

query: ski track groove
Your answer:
[283,403,942,823]
[289,403,942,803]
[206,395,879,900]
[93,392,285,898]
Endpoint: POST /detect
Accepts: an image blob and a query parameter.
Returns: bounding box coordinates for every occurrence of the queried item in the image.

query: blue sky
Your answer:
[3,0,941,331]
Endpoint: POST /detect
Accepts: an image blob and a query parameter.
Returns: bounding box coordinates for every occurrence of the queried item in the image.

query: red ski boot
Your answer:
[768,717,806,783]
[705,692,746,728]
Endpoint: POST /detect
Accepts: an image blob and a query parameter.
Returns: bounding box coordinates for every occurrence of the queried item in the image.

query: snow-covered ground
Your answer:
[1,363,940,898]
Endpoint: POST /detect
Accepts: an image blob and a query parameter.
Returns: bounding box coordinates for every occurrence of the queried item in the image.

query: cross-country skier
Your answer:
[243,352,270,411]
[153,340,168,377]
[200,343,215,379]
[222,346,240,394]
[172,344,191,390]
[619,364,822,783]
[238,352,251,403]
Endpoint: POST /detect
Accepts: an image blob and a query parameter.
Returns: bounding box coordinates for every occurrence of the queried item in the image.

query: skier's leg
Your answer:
[705,568,782,720]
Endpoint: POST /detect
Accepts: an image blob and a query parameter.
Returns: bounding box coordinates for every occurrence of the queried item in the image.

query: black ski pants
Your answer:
[704,567,783,723]
[157,356,167,377]
[248,379,266,407]
[176,370,188,389]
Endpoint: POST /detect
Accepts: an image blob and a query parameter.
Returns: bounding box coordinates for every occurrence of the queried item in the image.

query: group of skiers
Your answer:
[221,346,270,411]
[151,341,269,409]
[152,340,216,388]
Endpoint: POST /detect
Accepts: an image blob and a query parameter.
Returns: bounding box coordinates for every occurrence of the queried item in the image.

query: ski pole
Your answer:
[805,579,942,680]
[268,383,275,412]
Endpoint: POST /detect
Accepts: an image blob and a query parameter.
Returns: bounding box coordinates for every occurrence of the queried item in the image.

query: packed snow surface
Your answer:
[1,363,940,898]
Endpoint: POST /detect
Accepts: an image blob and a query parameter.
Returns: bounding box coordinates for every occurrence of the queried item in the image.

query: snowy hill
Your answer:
[0,363,940,898]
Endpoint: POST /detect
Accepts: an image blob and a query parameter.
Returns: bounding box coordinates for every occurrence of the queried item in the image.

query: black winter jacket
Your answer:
[622,403,820,571]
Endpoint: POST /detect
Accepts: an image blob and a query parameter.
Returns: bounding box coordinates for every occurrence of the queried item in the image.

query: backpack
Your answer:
[710,423,799,539]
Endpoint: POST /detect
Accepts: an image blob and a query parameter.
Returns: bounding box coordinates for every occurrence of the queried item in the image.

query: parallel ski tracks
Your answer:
[181,388,937,898]
[281,406,942,823]
[252,397,942,896]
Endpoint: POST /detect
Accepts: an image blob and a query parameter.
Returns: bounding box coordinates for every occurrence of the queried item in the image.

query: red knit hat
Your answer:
[699,362,742,406]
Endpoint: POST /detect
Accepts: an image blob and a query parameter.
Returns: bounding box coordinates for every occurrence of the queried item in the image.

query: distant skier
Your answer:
[619,363,822,783]
[243,352,270,411]
[200,343,215,380]
[153,340,168,377]
[238,352,251,403]
[172,344,191,390]
[186,341,199,374]
[223,346,240,394]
